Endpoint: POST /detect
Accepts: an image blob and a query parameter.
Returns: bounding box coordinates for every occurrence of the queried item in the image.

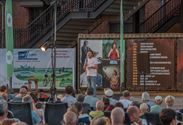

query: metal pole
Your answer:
[50,0,57,102]
[120,0,125,93]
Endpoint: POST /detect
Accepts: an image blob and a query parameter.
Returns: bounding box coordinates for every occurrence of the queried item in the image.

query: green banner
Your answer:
[5,0,14,80]
[120,0,125,88]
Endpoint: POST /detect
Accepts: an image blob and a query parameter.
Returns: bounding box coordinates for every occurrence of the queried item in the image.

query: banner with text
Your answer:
[126,39,175,90]
[0,49,75,89]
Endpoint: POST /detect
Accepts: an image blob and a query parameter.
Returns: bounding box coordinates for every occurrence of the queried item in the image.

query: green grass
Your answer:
[14,68,73,87]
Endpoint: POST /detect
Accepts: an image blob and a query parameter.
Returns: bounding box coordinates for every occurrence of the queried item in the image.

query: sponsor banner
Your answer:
[0,49,75,89]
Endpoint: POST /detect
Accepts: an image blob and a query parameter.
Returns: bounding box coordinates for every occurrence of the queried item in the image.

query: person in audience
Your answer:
[159,108,176,125]
[15,85,28,98]
[83,87,99,109]
[22,95,41,124]
[67,105,79,116]
[141,92,155,108]
[36,123,48,125]
[127,106,148,125]
[1,118,19,125]
[0,99,8,122]
[104,88,118,106]
[114,102,124,109]
[62,86,77,107]
[111,107,125,125]
[35,102,44,122]
[119,90,132,110]
[165,95,176,110]
[89,100,104,119]
[11,122,28,125]
[74,102,90,124]
[150,95,163,113]
[76,94,85,103]
[103,97,114,111]
[0,85,8,100]
[139,103,149,119]
[90,117,110,125]
[63,111,78,125]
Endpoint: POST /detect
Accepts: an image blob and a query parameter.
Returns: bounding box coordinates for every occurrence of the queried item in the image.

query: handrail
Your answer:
[140,0,181,32]
[14,0,106,48]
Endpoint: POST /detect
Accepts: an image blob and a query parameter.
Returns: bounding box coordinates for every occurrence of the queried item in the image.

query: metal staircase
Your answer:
[139,0,181,33]
[0,0,151,48]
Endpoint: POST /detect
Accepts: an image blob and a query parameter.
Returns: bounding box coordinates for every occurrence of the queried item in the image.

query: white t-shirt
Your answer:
[85,57,98,76]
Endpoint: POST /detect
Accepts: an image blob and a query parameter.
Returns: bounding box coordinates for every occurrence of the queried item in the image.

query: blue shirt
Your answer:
[62,95,77,107]
[83,95,99,108]
[32,111,41,124]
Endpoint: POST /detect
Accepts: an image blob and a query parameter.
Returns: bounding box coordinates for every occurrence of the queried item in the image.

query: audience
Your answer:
[114,102,124,109]
[119,90,132,110]
[159,108,176,125]
[90,117,110,125]
[165,95,176,110]
[1,118,18,125]
[22,95,41,124]
[63,111,78,125]
[74,102,90,124]
[127,106,148,125]
[0,85,8,101]
[139,103,149,119]
[104,88,118,106]
[76,94,85,103]
[89,100,104,119]
[11,122,27,125]
[141,92,155,108]
[0,84,182,125]
[62,86,77,107]
[111,107,125,125]
[0,99,8,122]
[150,95,163,113]
[103,97,114,111]
[83,87,99,109]
[67,106,79,116]
[15,86,29,100]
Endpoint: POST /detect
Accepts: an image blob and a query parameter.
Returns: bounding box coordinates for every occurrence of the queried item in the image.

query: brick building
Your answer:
[0,0,182,48]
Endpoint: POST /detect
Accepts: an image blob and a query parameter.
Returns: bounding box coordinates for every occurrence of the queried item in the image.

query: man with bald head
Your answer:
[12,122,27,125]
[63,111,78,125]
[111,107,125,125]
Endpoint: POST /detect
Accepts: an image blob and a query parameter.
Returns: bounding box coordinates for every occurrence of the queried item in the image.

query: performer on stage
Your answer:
[83,50,98,96]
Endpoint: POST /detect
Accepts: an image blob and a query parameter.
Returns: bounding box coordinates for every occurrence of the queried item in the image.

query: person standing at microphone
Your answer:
[83,50,98,96]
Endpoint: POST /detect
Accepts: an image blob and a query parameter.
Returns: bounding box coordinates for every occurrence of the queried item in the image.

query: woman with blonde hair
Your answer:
[165,95,175,110]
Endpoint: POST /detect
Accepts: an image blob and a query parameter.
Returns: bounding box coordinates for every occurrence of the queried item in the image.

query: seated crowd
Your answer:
[0,84,182,125]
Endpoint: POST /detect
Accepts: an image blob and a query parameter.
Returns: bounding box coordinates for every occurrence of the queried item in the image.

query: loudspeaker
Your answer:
[137,53,150,74]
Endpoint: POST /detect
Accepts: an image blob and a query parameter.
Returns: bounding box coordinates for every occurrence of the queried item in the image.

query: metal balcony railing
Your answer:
[13,0,106,48]
[140,0,181,32]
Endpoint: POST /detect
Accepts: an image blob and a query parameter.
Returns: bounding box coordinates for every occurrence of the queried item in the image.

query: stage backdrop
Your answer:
[0,48,75,89]
[79,39,121,90]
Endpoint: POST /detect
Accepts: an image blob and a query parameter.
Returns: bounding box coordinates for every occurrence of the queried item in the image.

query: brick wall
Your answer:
[0,1,29,29]
[90,21,109,34]
[145,0,161,19]
[13,1,29,28]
